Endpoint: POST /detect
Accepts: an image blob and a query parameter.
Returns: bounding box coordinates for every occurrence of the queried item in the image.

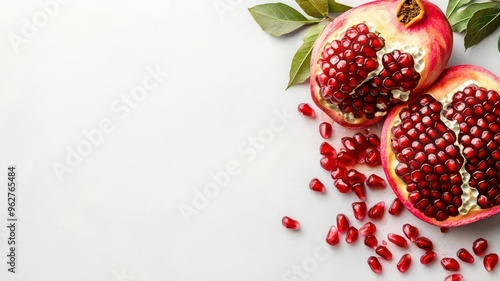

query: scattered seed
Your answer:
[388,233,408,248]
[473,238,488,256]
[397,253,412,273]
[484,253,499,272]
[326,226,340,246]
[282,216,300,230]
[441,257,460,271]
[457,248,474,263]
[367,256,382,274]
[309,178,326,193]
[298,103,316,118]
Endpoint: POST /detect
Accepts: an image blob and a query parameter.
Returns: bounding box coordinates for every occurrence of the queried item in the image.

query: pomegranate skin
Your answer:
[310,0,453,128]
[381,65,500,227]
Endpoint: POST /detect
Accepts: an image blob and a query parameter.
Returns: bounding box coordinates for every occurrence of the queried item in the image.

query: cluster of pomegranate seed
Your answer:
[443,85,500,208]
[282,103,499,280]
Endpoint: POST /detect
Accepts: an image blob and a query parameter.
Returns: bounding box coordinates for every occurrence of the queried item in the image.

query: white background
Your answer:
[0,0,499,280]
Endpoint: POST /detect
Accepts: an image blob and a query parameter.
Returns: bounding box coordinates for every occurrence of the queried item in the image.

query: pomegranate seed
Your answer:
[352,201,367,220]
[366,174,386,189]
[457,248,474,263]
[444,274,463,281]
[440,227,449,233]
[368,201,385,219]
[484,253,499,272]
[441,257,460,271]
[346,226,359,244]
[365,149,381,166]
[473,238,488,256]
[420,251,437,265]
[297,103,316,118]
[334,179,351,193]
[337,151,357,166]
[319,122,333,139]
[320,157,337,171]
[375,245,393,261]
[415,236,434,251]
[319,142,337,157]
[359,222,376,236]
[309,178,326,193]
[388,198,404,215]
[388,233,408,248]
[402,224,419,242]
[352,182,366,200]
[364,235,378,249]
[346,168,367,183]
[331,165,348,180]
[326,226,340,246]
[282,216,300,230]
[397,253,412,273]
[367,256,382,274]
[336,214,350,233]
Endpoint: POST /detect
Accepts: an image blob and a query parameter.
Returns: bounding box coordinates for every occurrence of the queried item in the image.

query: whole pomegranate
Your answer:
[381,65,500,227]
[310,0,452,128]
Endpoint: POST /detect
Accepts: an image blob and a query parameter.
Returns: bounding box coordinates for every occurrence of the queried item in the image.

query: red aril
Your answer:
[320,156,337,171]
[352,201,367,220]
[375,245,393,261]
[319,122,333,139]
[368,201,385,219]
[381,65,500,227]
[336,214,350,234]
[309,178,326,193]
[367,256,382,274]
[346,226,359,244]
[352,182,366,201]
[397,253,412,273]
[388,233,408,248]
[402,223,419,242]
[337,151,357,166]
[282,216,300,230]
[456,248,474,264]
[415,236,434,251]
[334,179,351,193]
[359,222,376,236]
[484,253,499,272]
[441,257,460,271]
[365,235,378,249]
[444,274,463,281]
[366,174,387,189]
[310,0,453,128]
[331,165,348,180]
[388,198,404,215]
[320,142,337,157]
[346,168,367,184]
[440,227,449,233]
[326,226,340,246]
[420,250,437,265]
[473,238,488,256]
[298,103,316,118]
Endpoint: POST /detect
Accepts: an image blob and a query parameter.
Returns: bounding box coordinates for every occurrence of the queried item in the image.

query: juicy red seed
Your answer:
[326,226,340,246]
[366,174,387,189]
[331,165,348,180]
[368,201,385,219]
[441,257,460,271]
[334,179,351,193]
[309,178,326,193]
[415,237,434,251]
[320,142,337,157]
[336,214,350,233]
[388,198,404,215]
[337,152,357,166]
[346,226,359,243]
[319,122,333,139]
[420,251,437,265]
[444,274,463,281]
[397,254,412,273]
[320,157,337,171]
[440,227,449,233]
[346,169,367,184]
[388,233,408,248]
[365,150,381,166]
[402,224,419,242]
[484,253,499,272]
[359,222,376,236]
[473,238,488,256]
[298,103,316,118]
[457,248,475,263]
[367,256,382,274]
[376,245,393,261]
[352,201,367,220]
[282,216,300,230]
[352,182,367,201]
[365,235,378,249]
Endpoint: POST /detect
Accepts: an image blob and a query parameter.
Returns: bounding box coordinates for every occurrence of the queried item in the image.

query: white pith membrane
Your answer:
[438,80,480,215]
[317,22,426,123]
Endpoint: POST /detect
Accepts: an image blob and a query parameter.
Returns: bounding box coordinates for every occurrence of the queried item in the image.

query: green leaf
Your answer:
[449,2,500,32]
[446,0,474,18]
[296,0,329,18]
[249,3,309,36]
[464,8,500,50]
[287,25,324,89]
[328,0,351,13]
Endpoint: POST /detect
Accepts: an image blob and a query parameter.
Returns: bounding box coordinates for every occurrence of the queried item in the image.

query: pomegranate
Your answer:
[381,65,500,227]
[310,0,452,128]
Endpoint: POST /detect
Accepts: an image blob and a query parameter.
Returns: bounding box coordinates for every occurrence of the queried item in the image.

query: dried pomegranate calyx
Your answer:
[397,0,425,27]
